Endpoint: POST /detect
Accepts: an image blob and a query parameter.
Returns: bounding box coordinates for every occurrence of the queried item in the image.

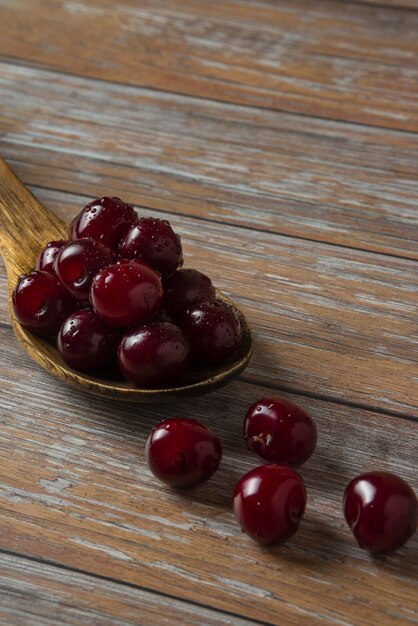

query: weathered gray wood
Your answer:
[1,0,418,130]
[1,62,418,259]
[0,553,256,626]
[0,328,416,625]
[0,1,417,624]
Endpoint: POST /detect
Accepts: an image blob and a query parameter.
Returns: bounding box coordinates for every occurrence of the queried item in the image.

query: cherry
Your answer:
[244,397,317,467]
[146,417,222,487]
[57,308,120,372]
[54,239,115,302]
[69,196,137,250]
[181,299,241,366]
[343,471,418,555]
[119,217,183,277]
[35,240,67,274]
[163,268,216,320]
[117,321,191,388]
[233,464,307,546]
[91,260,163,327]
[154,308,175,324]
[12,271,75,337]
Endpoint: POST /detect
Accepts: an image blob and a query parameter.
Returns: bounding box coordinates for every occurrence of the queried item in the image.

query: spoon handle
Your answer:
[0,158,66,276]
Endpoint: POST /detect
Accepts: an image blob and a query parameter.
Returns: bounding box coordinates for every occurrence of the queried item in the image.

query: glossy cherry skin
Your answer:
[12,271,75,338]
[57,308,120,372]
[119,217,183,277]
[117,321,191,388]
[146,417,222,488]
[69,196,137,250]
[163,268,216,320]
[244,397,317,467]
[233,464,307,546]
[35,240,67,274]
[54,239,115,302]
[181,299,241,366]
[90,260,163,327]
[343,472,418,555]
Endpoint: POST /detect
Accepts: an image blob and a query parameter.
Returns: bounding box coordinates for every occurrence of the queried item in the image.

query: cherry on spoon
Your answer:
[0,158,253,401]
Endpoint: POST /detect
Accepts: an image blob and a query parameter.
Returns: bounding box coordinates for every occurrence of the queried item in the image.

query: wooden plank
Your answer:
[1,1,418,131]
[2,186,417,417]
[0,553,256,626]
[0,331,416,625]
[1,64,418,260]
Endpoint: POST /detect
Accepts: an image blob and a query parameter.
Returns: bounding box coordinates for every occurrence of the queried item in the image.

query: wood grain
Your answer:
[0,554,262,626]
[0,553,256,626]
[1,186,416,417]
[0,159,65,276]
[0,0,417,623]
[0,331,416,626]
[1,0,418,131]
[1,64,418,260]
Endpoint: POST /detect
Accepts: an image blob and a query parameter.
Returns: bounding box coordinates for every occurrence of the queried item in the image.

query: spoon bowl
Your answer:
[0,158,253,401]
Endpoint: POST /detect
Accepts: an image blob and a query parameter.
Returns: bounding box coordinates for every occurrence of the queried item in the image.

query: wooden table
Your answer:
[0,1,417,624]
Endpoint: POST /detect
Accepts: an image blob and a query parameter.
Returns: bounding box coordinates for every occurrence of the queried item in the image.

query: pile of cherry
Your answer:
[147,399,418,554]
[12,196,242,387]
[11,196,417,555]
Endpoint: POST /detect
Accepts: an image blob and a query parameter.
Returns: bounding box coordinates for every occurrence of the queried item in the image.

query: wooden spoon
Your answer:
[0,158,253,401]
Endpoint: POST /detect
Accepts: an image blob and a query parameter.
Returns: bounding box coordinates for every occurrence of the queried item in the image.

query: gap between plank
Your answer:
[0,316,416,424]
[22,180,418,265]
[1,54,418,138]
[327,0,418,12]
[240,375,418,424]
[0,547,276,626]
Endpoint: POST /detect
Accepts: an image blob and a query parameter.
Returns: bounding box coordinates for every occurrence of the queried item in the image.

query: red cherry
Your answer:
[145,417,222,487]
[35,240,67,274]
[343,471,418,555]
[69,197,137,250]
[57,308,120,372]
[90,260,163,327]
[244,397,317,467]
[117,321,191,388]
[12,271,75,337]
[181,299,241,366]
[119,217,183,277]
[154,308,175,324]
[54,239,115,302]
[163,268,216,320]
[233,465,307,545]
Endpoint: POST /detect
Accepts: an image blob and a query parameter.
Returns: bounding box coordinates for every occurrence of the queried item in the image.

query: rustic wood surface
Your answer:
[0,1,417,625]
[2,0,418,131]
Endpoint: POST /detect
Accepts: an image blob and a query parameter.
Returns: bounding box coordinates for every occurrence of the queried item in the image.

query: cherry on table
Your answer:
[117,321,191,388]
[163,268,216,320]
[54,238,115,302]
[57,307,120,372]
[146,417,222,488]
[12,270,75,338]
[69,196,137,250]
[91,260,163,327]
[343,471,418,555]
[244,396,317,467]
[119,217,183,277]
[181,299,241,366]
[233,464,307,546]
[35,240,67,274]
